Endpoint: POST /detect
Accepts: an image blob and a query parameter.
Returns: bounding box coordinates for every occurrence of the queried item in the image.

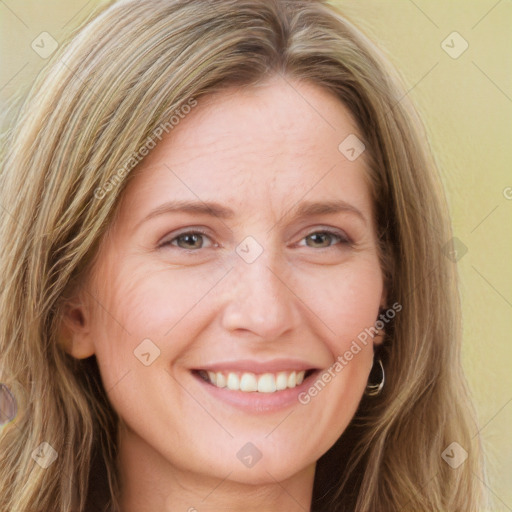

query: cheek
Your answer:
[290,256,382,412]
[87,261,225,386]
[294,254,383,352]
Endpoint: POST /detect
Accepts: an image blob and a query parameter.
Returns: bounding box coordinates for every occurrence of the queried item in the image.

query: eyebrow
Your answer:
[137,198,367,228]
[291,200,367,224]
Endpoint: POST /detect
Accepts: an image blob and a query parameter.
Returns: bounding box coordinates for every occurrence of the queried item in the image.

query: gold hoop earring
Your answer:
[365,357,385,396]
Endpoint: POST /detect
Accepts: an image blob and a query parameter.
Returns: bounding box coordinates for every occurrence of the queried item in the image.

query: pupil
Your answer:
[309,233,329,247]
[182,234,201,248]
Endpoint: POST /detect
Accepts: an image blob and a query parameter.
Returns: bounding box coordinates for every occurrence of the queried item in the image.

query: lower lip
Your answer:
[191,370,320,414]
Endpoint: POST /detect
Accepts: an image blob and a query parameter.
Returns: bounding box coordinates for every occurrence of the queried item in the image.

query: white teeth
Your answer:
[226,373,239,390]
[276,372,288,390]
[216,372,227,388]
[239,373,258,392]
[202,370,307,393]
[257,373,276,393]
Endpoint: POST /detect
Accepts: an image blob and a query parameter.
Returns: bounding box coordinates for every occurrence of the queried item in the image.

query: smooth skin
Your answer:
[61,76,385,512]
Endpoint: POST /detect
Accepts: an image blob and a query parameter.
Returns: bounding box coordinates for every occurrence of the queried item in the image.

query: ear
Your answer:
[57,293,95,359]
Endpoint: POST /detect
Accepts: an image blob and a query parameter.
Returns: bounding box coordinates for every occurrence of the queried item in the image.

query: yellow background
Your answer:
[1,0,511,509]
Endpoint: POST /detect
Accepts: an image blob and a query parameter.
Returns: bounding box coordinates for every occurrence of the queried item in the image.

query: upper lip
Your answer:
[194,359,319,374]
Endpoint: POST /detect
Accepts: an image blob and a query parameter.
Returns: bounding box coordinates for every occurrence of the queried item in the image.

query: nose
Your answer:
[220,252,300,341]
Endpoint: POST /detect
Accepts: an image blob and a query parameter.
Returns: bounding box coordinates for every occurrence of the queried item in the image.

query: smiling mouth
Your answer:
[193,369,317,393]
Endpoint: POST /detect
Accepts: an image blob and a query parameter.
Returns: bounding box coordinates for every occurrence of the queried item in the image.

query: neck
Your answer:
[116,422,315,512]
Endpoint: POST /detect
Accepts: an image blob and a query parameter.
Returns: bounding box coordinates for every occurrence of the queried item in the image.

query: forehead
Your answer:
[117,77,373,224]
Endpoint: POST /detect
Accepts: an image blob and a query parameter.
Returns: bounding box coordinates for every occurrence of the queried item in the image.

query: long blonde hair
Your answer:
[0,1,484,510]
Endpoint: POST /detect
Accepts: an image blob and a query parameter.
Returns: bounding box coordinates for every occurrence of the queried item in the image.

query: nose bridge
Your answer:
[220,244,298,338]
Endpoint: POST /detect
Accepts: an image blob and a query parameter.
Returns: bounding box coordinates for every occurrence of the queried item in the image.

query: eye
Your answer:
[160,230,214,250]
[298,229,351,249]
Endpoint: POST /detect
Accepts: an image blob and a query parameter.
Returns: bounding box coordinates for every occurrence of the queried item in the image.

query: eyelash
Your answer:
[159,228,352,251]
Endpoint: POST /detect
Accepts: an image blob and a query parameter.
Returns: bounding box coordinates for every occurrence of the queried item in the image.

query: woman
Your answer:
[0,0,485,510]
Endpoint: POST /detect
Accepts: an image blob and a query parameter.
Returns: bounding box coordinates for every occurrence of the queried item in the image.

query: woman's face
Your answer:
[70,77,385,486]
